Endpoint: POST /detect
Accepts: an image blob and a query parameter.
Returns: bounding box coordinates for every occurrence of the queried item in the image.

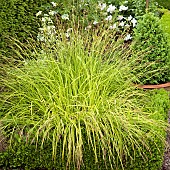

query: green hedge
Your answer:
[131,12,170,84]
[156,0,170,9]
[0,0,50,58]
[0,89,169,170]
[160,10,170,47]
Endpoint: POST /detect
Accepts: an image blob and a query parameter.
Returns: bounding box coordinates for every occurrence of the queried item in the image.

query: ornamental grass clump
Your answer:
[0,30,168,169]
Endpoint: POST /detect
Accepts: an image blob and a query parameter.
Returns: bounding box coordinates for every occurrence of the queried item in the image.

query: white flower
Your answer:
[105,15,112,21]
[131,18,137,27]
[119,21,125,27]
[125,24,130,27]
[46,26,53,34]
[119,5,128,11]
[61,14,69,20]
[127,15,133,21]
[117,15,124,20]
[41,17,52,23]
[38,28,44,33]
[93,21,98,25]
[36,11,42,17]
[41,17,46,22]
[49,11,57,16]
[109,23,117,29]
[124,34,132,41]
[44,14,49,17]
[85,25,92,30]
[98,3,106,10]
[37,33,45,42]
[47,25,55,30]
[65,32,70,38]
[107,4,116,13]
[51,2,57,7]
[67,28,72,32]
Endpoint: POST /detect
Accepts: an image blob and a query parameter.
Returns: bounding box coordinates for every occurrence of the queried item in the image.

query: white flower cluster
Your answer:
[41,14,53,23]
[96,1,138,41]
[36,11,57,43]
[36,0,138,43]
[115,15,137,28]
[51,2,56,7]
[107,4,116,13]
[49,10,57,16]
[105,15,112,21]
[119,5,128,11]
[98,2,106,10]
[124,34,132,41]
[36,1,70,43]
[36,11,42,17]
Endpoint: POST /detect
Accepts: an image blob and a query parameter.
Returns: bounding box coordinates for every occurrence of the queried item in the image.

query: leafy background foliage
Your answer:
[131,12,170,84]
[0,0,50,58]
[156,0,170,9]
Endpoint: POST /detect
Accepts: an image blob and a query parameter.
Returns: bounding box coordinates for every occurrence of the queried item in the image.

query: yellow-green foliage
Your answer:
[0,30,169,169]
[0,89,169,170]
[160,9,170,47]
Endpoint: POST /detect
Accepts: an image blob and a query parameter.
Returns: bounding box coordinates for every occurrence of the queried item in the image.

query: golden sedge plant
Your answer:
[0,28,168,169]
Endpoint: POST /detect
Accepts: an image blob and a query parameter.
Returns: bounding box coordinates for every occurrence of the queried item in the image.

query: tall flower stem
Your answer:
[146,0,149,12]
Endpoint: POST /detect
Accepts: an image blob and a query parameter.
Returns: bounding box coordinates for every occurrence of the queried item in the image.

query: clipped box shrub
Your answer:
[131,12,170,84]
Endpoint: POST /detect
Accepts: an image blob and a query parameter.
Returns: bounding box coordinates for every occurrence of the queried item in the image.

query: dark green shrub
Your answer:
[0,0,50,58]
[131,12,170,84]
[156,0,170,10]
[122,0,158,17]
[126,89,169,170]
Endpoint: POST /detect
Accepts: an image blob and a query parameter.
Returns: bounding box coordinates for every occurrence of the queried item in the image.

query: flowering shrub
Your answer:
[124,0,158,17]
[36,1,138,43]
